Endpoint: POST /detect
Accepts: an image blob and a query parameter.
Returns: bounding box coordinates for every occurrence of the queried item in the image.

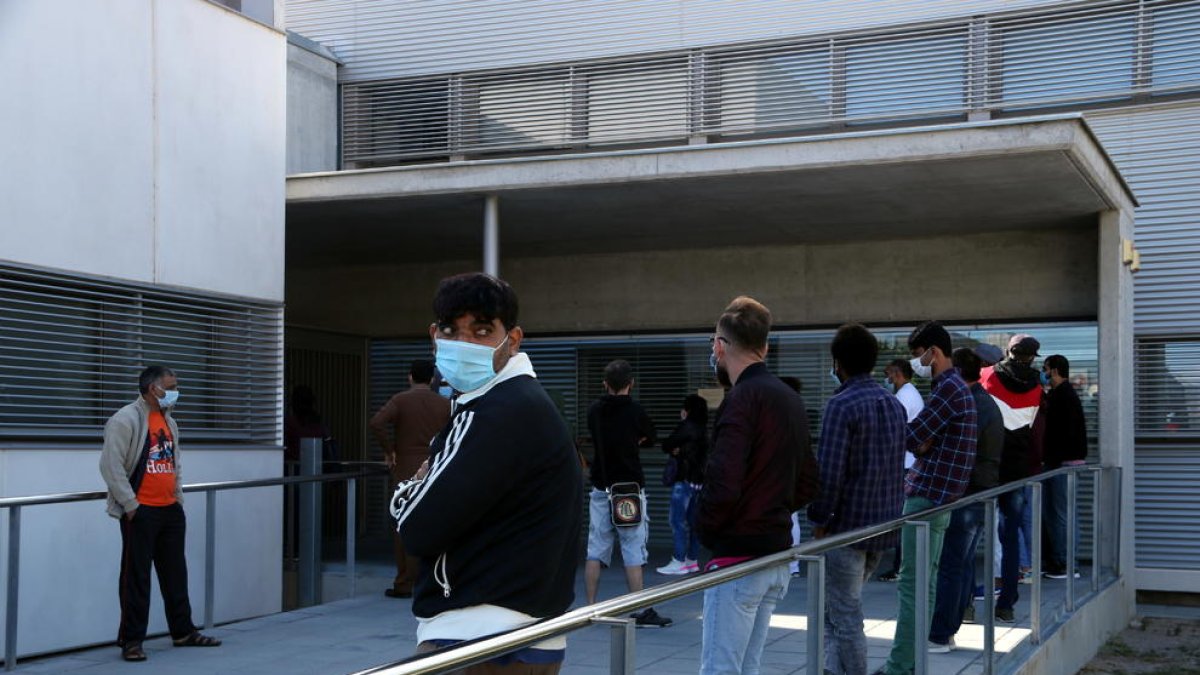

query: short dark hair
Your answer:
[908,321,953,357]
[887,358,914,380]
[830,323,879,377]
[717,296,771,352]
[683,394,708,426]
[409,359,435,384]
[780,376,803,393]
[138,365,175,394]
[952,347,982,383]
[433,273,519,331]
[1044,354,1070,378]
[604,359,634,392]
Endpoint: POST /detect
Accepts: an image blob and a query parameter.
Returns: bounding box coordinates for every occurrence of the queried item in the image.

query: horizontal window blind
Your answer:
[0,263,283,443]
[322,0,1200,165]
[1135,337,1200,438]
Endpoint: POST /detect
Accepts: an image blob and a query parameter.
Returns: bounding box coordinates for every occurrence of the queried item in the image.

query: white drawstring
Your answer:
[434,553,451,598]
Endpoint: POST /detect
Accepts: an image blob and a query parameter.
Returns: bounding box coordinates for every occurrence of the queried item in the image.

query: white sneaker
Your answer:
[928,637,955,654]
[682,559,700,574]
[656,558,690,575]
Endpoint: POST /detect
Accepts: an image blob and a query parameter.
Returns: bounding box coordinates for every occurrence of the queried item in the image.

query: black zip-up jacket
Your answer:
[967,382,1003,493]
[1044,381,1088,468]
[662,418,707,485]
[394,372,582,620]
[587,395,657,489]
[698,362,819,557]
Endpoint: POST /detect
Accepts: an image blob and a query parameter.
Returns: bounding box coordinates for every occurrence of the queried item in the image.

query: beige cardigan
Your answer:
[99,397,184,518]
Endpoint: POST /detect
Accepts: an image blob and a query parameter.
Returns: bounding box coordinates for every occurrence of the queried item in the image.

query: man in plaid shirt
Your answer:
[808,324,907,675]
[878,321,977,675]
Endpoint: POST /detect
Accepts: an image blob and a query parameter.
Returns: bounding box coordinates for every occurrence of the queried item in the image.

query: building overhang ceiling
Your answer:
[286,115,1136,268]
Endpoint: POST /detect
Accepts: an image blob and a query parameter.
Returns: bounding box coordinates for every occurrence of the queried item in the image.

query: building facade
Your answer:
[283,0,1199,597]
[0,0,287,659]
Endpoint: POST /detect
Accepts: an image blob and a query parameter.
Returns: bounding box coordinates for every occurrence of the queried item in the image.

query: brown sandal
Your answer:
[172,631,222,647]
[122,643,147,661]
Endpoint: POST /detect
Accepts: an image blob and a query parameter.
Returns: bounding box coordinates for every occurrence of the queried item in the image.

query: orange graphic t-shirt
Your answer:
[136,411,177,507]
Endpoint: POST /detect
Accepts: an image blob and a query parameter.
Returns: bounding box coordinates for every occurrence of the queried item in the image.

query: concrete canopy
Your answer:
[286,115,1136,268]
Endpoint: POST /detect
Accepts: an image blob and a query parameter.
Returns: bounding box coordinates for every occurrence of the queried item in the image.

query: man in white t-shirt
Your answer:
[878,359,926,581]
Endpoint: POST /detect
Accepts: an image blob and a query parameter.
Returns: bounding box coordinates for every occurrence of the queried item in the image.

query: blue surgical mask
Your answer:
[709,352,719,375]
[829,368,841,385]
[1040,371,1051,386]
[883,380,896,393]
[435,335,509,393]
[157,389,179,409]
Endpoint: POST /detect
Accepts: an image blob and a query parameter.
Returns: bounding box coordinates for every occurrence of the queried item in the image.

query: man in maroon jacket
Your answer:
[697,296,818,675]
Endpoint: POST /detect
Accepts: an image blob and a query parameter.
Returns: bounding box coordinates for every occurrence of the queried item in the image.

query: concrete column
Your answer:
[1096,208,1135,598]
[484,194,499,277]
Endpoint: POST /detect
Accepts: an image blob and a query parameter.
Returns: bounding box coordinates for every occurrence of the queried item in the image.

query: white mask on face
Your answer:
[910,352,933,379]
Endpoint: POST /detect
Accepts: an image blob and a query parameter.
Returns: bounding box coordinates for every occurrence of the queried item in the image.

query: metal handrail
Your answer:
[0,468,389,510]
[355,463,1119,675]
[1,463,390,671]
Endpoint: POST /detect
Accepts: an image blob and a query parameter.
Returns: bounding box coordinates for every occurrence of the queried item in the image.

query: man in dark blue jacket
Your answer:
[698,296,818,675]
[392,273,582,674]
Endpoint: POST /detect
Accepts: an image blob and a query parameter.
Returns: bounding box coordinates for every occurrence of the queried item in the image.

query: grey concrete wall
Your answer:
[286,227,1098,336]
[287,42,339,174]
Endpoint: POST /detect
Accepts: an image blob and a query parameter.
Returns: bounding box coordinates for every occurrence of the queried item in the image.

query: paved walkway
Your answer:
[18,558,1082,674]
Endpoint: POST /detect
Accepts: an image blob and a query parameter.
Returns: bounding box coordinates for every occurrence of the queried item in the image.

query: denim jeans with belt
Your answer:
[700,564,791,675]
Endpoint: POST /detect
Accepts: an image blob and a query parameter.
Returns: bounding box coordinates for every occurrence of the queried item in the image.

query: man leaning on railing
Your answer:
[98,365,222,663]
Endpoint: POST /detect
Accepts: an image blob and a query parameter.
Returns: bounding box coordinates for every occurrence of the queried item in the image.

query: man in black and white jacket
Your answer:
[392,273,583,674]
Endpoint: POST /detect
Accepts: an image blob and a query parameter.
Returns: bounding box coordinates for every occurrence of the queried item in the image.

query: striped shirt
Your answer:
[905,368,977,506]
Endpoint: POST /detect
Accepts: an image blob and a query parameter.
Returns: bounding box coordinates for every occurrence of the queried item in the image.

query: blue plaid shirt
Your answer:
[905,368,977,505]
[807,374,908,551]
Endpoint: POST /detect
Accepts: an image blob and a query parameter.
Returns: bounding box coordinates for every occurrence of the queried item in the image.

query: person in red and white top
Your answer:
[979,334,1043,623]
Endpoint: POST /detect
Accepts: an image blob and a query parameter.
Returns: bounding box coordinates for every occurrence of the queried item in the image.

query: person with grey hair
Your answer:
[99,365,221,662]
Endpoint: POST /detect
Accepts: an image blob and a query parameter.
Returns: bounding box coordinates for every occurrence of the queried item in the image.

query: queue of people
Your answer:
[97,271,1086,672]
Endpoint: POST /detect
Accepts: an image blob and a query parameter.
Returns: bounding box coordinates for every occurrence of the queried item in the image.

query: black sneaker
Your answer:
[996,607,1015,624]
[1043,565,1068,580]
[631,608,673,628]
[878,570,899,582]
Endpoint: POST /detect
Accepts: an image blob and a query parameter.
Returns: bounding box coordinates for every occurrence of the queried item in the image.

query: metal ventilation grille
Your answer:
[321,0,1200,165]
[0,263,283,443]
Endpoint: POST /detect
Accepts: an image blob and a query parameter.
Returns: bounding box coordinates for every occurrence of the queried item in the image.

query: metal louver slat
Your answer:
[0,263,283,442]
[1087,102,1200,334]
[1135,445,1200,569]
[306,0,1200,166]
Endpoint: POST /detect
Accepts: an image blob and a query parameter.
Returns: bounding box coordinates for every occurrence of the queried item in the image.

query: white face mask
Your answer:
[156,388,180,409]
[910,353,933,379]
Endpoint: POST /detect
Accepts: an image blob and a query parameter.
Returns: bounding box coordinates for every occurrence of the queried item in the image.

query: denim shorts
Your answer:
[586,488,648,567]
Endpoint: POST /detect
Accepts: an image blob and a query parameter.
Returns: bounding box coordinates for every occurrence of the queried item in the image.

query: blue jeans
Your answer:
[883,496,951,675]
[929,503,984,644]
[668,482,700,562]
[997,489,1026,611]
[1043,472,1077,569]
[1017,485,1033,569]
[700,564,790,675]
[824,547,883,675]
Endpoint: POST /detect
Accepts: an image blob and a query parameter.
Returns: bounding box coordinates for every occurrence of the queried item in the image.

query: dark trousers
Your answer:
[930,502,985,643]
[118,503,196,645]
[997,489,1026,611]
